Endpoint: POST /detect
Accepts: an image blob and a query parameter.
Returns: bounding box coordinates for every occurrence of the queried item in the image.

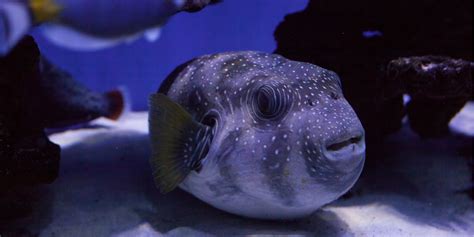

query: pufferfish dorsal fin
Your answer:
[149,93,213,193]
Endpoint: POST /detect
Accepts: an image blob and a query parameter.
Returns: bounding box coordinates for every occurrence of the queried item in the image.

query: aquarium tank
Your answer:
[0,0,472,236]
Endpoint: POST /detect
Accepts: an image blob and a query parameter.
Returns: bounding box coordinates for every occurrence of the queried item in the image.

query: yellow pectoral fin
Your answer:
[29,0,62,23]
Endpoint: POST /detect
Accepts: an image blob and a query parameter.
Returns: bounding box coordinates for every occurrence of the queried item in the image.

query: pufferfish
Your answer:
[0,0,219,55]
[149,51,366,219]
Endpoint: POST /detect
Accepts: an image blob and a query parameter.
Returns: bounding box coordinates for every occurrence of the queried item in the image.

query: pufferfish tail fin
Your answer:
[149,93,213,193]
[0,0,62,55]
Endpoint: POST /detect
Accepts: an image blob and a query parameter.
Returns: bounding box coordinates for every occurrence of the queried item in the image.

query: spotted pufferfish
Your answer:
[149,51,366,219]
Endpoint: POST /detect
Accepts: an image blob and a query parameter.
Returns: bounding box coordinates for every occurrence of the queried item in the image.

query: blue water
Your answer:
[33,0,307,110]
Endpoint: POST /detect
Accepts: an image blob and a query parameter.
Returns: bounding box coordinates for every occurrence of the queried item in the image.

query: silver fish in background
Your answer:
[0,0,219,54]
[149,51,366,219]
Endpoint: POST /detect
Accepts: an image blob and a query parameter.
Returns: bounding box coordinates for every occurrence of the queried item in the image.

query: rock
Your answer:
[0,35,129,194]
[0,36,60,189]
[0,36,60,221]
[274,0,472,140]
[387,56,473,137]
[0,36,129,220]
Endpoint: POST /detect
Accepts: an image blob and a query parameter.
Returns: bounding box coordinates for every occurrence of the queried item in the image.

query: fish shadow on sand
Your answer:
[136,187,350,236]
[21,122,472,236]
[334,125,474,233]
[136,123,473,235]
[45,128,351,236]
[57,128,347,236]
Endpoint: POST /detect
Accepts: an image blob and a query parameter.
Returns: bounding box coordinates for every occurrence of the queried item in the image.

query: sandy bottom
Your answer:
[3,103,474,237]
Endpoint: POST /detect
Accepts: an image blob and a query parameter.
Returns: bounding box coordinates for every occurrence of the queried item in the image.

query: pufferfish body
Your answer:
[149,51,365,219]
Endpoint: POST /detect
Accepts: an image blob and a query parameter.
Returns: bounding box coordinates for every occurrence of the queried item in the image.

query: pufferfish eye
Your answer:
[253,85,290,120]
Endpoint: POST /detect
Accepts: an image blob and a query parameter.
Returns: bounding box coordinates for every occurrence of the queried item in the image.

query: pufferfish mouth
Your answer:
[326,136,363,152]
[323,134,365,170]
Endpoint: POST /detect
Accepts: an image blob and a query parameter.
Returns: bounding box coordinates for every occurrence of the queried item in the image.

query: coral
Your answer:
[387,56,472,137]
[0,36,60,189]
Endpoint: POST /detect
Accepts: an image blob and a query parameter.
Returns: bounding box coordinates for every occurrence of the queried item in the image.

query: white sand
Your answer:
[7,103,474,236]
